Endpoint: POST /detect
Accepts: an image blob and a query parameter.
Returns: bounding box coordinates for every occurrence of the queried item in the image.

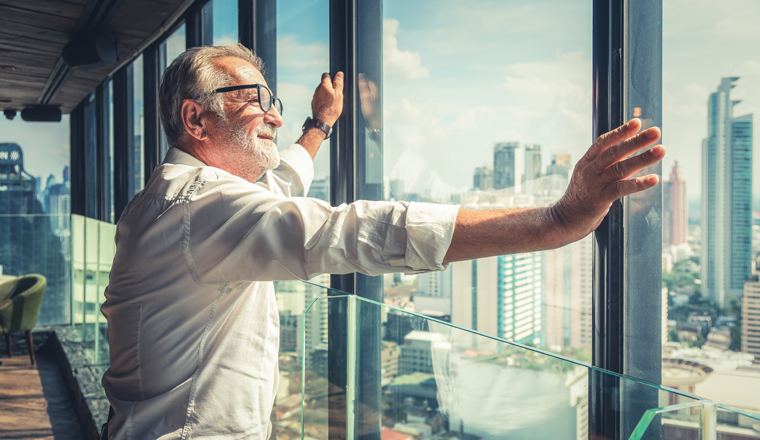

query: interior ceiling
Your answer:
[0,0,186,115]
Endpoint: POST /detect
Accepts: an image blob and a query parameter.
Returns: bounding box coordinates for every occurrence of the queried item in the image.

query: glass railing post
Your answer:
[94,221,101,364]
[700,402,717,440]
[346,294,358,440]
[81,218,87,343]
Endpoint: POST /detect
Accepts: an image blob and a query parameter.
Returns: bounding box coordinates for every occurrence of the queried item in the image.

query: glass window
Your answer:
[159,24,187,159]
[209,0,238,45]
[276,0,330,201]
[660,0,760,426]
[368,0,593,362]
[0,112,71,325]
[131,54,145,198]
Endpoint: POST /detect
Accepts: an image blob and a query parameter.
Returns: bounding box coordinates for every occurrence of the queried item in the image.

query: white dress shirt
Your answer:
[101,144,458,439]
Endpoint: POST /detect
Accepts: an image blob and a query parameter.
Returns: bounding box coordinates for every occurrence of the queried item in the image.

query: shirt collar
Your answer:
[163,147,207,168]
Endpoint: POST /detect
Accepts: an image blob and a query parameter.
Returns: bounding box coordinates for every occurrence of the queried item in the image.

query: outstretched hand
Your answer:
[551,118,664,242]
[311,72,344,126]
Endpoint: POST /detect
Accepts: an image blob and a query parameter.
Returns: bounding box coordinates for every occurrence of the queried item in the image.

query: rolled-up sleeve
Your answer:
[183,173,459,286]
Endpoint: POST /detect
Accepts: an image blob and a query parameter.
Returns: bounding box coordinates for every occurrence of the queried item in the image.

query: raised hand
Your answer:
[311,72,344,126]
[551,118,665,241]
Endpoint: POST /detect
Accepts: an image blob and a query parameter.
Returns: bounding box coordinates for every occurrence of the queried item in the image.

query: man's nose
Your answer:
[264,106,283,128]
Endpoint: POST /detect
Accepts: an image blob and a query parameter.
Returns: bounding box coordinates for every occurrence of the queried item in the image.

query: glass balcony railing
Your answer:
[0,214,71,325]
[295,289,760,440]
[57,219,760,438]
[71,214,116,364]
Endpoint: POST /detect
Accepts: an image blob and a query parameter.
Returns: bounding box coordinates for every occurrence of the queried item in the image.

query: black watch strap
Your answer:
[302,117,332,139]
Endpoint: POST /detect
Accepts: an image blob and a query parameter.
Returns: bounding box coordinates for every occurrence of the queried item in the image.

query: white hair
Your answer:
[158,44,265,148]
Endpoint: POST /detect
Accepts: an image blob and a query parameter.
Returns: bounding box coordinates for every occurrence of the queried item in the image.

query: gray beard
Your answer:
[218,117,281,173]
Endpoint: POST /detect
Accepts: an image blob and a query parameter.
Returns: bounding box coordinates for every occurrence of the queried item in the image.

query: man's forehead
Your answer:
[213,56,266,86]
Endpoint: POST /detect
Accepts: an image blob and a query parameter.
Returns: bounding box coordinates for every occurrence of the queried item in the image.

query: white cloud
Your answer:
[383,18,430,81]
[277,34,329,71]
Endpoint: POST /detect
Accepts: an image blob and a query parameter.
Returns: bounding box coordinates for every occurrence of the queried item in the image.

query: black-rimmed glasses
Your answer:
[198,84,283,115]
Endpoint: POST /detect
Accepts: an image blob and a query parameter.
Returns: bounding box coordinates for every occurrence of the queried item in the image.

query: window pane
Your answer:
[0,113,71,325]
[372,0,593,361]
[276,0,330,201]
[661,0,760,427]
[210,0,238,45]
[131,54,145,197]
[159,24,187,159]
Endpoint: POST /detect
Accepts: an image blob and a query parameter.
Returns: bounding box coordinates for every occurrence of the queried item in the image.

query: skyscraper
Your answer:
[663,161,688,247]
[473,166,493,190]
[451,252,543,345]
[742,276,760,361]
[701,77,754,306]
[493,142,521,191]
[524,144,542,182]
[546,153,572,180]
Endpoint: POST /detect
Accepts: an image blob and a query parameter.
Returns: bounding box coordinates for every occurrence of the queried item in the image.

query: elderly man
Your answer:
[101,44,663,439]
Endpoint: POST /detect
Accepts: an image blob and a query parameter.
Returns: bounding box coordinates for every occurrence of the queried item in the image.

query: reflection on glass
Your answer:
[276,0,330,200]
[159,24,187,159]
[372,0,593,362]
[661,0,760,433]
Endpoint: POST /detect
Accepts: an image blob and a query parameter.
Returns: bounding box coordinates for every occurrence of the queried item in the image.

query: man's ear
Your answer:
[180,99,208,141]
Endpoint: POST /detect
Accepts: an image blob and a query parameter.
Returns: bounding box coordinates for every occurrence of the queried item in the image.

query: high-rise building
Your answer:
[472,166,493,190]
[701,77,754,306]
[451,252,543,345]
[524,144,542,182]
[663,161,688,247]
[544,236,593,350]
[743,276,760,362]
[415,267,452,316]
[546,154,572,180]
[493,142,521,192]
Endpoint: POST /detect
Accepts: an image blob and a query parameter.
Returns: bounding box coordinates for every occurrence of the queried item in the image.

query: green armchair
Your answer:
[0,274,46,365]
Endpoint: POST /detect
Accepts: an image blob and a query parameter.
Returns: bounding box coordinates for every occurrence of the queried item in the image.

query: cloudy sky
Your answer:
[2,0,757,201]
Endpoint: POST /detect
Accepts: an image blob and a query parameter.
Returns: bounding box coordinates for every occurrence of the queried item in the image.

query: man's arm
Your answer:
[444,118,664,263]
[297,72,345,159]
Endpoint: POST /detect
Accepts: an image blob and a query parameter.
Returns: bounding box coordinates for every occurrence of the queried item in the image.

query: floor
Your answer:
[0,348,83,440]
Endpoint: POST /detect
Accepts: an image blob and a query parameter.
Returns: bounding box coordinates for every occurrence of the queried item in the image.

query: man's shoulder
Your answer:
[147,162,263,200]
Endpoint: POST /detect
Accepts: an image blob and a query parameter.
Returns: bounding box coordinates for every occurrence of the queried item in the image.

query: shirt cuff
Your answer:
[404,202,460,272]
[279,144,315,193]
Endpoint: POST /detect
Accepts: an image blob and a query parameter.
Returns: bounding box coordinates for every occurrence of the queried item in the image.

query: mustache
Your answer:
[255,123,277,138]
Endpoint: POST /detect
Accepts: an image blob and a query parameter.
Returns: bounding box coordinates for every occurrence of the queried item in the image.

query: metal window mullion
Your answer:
[95,82,109,222]
[143,44,161,184]
[590,0,625,438]
[70,103,86,216]
[328,1,356,439]
[112,64,134,221]
[185,2,203,49]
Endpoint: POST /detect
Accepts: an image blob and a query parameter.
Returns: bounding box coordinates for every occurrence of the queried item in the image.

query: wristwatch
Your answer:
[302,117,332,139]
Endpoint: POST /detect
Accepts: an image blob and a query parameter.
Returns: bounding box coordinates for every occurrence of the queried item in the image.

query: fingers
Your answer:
[584,118,642,160]
[599,144,665,182]
[358,73,369,93]
[333,71,344,93]
[320,72,331,89]
[601,174,659,200]
[594,127,661,172]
